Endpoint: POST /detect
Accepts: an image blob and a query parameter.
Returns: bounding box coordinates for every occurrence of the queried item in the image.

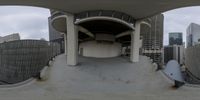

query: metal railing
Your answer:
[0,40,61,84]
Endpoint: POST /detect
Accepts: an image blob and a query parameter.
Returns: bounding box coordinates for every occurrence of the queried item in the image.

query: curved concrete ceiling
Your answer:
[51,17,66,33]
[78,20,132,35]
[1,0,200,19]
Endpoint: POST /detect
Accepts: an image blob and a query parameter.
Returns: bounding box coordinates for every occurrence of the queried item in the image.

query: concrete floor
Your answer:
[0,54,200,100]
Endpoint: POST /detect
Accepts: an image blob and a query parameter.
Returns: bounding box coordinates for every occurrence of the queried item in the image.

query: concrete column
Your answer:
[64,33,67,55]
[130,21,141,62]
[66,14,78,65]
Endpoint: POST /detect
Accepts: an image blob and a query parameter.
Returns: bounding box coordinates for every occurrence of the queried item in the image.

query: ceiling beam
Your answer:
[115,31,131,38]
[78,26,95,38]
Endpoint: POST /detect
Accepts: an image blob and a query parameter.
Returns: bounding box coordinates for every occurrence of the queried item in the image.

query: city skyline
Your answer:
[0,6,50,40]
[164,6,200,46]
[0,6,198,45]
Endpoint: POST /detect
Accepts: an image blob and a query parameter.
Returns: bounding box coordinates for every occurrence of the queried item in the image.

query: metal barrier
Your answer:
[0,40,61,84]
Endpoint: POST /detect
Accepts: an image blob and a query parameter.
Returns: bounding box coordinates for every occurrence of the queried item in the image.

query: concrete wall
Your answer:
[79,41,121,58]
[185,44,200,79]
[0,40,61,84]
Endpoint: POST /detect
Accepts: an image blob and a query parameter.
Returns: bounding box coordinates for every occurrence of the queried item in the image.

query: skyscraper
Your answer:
[164,45,184,64]
[186,23,200,47]
[169,32,183,45]
[140,14,164,64]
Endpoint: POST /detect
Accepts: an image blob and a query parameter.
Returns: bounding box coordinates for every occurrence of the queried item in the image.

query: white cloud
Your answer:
[163,6,200,45]
[0,6,50,40]
[0,6,199,44]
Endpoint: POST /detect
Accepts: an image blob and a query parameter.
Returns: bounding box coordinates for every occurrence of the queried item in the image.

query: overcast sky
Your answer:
[163,6,200,45]
[0,6,199,43]
[0,6,50,40]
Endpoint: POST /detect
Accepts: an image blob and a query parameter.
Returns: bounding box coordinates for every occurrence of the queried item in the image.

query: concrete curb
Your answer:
[40,66,49,81]
[0,78,36,89]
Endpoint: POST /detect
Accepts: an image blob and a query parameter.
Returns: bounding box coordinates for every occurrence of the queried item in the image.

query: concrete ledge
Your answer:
[48,60,53,66]
[160,70,200,89]
[0,55,58,89]
[150,59,153,63]
[159,70,174,85]
[39,66,50,81]
[152,63,158,71]
[75,16,135,30]
[184,83,200,88]
[0,78,36,89]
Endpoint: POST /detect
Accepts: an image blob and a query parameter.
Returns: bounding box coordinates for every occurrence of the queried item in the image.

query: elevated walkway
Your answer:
[0,54,200,100]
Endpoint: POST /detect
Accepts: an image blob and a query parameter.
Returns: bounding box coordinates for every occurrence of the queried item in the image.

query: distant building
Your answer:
[0,33,20,43]
[48,17,64,53]
[186,23,200,47]
[140,14,164,64]
[169,32,183,45]
[164,45,184,64]
[164,32,184,65]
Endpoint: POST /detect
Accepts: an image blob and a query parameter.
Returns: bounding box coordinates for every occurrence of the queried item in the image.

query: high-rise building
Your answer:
[169,32,183,45]
[164,31,184,65]
[186,23,200,47]
[140,14,164,64]
[164,45,184,64]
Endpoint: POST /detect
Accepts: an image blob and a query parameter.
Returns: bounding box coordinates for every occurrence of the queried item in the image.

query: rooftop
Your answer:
[0,54,199,99]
